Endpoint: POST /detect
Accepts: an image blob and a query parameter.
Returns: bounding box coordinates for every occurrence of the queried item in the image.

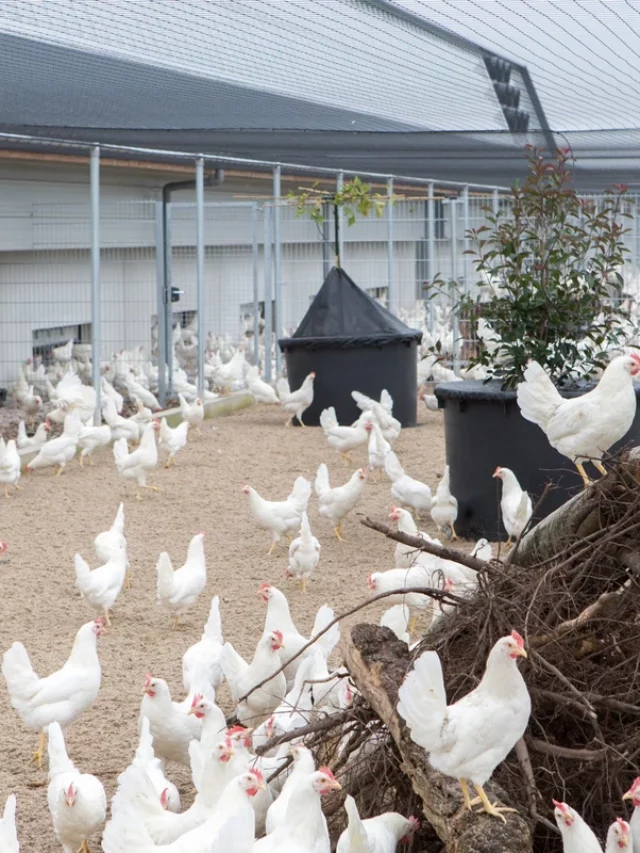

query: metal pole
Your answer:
[163,201,174,397]
[90,146,101,424]
[251,203,260,368]
[195,158,205,397]
[492,188,499,216]
[427,181,435,336]
[264,205,273,383]
[449,199,460,374]
[273,165,282,376]
[462,185,470,294]
[387,176,395,315]
[155,201,167,407]
[321,201,330,278]
[337,171,344,267]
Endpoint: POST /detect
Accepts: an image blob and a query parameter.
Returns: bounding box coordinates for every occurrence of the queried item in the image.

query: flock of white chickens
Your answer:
[3,325,640,851]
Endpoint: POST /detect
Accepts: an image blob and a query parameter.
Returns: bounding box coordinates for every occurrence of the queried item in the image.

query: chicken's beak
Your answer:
[187,706,196,716]
[623,791,634,801]
[330,779,342,791]
[514,647,528,659]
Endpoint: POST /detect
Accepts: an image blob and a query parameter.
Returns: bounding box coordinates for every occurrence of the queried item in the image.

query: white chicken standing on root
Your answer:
[286,512,320,592]
[134,716,181,813]
[221,628,287,726]
[243,475,311,555]
[47,721,106,853]
[385,451,432,518]
[516,352,640,487]
[158,417,189,467]
[430,465,458,540]
[259,584,340,685]
[0,437,21,497]
[74,542,127,627]
[156,532,207,629]
[138,674,203,767]
[113,420,161,501]
[553,800,603,853]
[398,631,530,822]
[182,595,224,693]
[319,406,369,465]
[0,794,19,852]
[337,795,419,853]
[94,503,130,589]
[77,423,111,468]
[102,397,140,443]
[315,464,367,541]
[365,421,391,482]
[179,393,204,434]
[247,365,280,405]
[17,419,50,451]
[492,466,533,547]
[277,371,315,427]
[26,413,82,477]
[2,619,104,769]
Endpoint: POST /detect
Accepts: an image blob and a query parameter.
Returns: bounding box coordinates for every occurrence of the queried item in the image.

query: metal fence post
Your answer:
[492,188,499,216]
[427,181,435,336]
[163,201,174,397]
[251,202,260,367]
[449,198,460,374]
[337,171,344,267]
[155,201,167,407]
[264,205,273,383]
[322,201,331,278]
[462,185,470,294]
[273,165,282,376]
[90,146,101,424]
[195,157,205,397]
[387,176,395,314]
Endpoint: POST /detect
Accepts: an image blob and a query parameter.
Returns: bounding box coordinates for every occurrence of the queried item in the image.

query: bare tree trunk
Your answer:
[343,624,534,853]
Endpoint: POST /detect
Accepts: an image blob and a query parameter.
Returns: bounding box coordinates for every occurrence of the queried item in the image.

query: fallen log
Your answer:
[343,623,534,853]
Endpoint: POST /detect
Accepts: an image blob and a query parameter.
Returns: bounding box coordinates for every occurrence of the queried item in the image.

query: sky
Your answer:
[403,0,640,131]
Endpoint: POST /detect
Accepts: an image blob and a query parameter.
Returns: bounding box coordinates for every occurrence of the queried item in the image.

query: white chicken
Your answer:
[134,716,181,813]
[286,512,321,592]
[47,721,106,853]
[259,584,340,685]
[138,674,202,766]
[21,385,43,426]
[319,406,369,464]
[430,465,458,540]
[0,437,21,497]
[77,423,111,467]
[315,464,367,541]
[103,396,140,443]
[384,451,432,517]
[125,371,160,411]
[113,420,161,501]
[186,697,229,790]
[178,394,204,433]
[2,619,104,768]
[605,818,632,853]
[214,344,248,392]
[17,419,50,451]
[156,532,207,629]
[265,744,315,835]
[277,371,315,427]
[492,466,533,546]
[352,389,401,443]
[247,365,280,405]
[26,414,82,476]
[182,595,224,693]
[398,631,530,821]
[158,418,189,467]
[379,604,411,644]
[553,800,603,853]
[388,506,438,569]
[243,475,311,555]
[516,352,640,487]
[130,396,153,426]
[94,503,129,588]
[101,376,124,414]
[471,538,493,561]
[74,544,127,626]
[221,628,287,725]
[365,421,391,480]
[337,795,419,853]
[623,777,640,852]
[0,794,19,852]
[421,393,439,411]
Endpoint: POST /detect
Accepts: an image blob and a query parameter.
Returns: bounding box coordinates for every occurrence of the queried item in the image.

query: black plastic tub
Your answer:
[279,266,422,427]
[435,380,640,540]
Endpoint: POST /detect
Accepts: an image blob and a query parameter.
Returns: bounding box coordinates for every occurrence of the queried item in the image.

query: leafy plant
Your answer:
[288,176,388,226]
[443,146,634,389]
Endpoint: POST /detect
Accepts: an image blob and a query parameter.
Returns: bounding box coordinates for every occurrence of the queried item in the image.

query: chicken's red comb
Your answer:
[227,724,248,736]
[0,542,7,553]
[630,351,640,364]
[190,693,203,708]
[249,767,264,783]
[66,783,75,798]
[627,777,640,793]
[318,766,336,780]
[408,816,420,832]
[552,799,569,812]
[272,629,284,643]
[260,582,271,590]
[511,630,525,648]
[144,673,154,687]
[617,817,630,831]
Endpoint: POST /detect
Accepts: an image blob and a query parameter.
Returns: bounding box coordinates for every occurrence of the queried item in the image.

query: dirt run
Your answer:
[0,401,454,851]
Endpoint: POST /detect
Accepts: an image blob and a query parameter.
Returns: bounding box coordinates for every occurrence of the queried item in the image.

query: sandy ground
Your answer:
[0,402,449,851]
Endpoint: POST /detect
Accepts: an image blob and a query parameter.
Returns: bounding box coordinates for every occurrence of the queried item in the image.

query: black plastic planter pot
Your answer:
[279,266,422,427]
[435,380,640,540]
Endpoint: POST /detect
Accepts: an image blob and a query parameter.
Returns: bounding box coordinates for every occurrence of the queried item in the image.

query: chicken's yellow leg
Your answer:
[505,536,512,549]
[55,465,64,477]
[334,523,345,542]
[575,461,593,487]
[135,487,142,501]
[284,416,293,428]
[267,541,277,556]
[339,452,351,467]
[79,455,85,469]
[143,485,162,492]
[300,577,307,593]
[13,483,22,490]
[593,460,607,478]
[472,784,517,823]
[172,615,180,630]
[32,730,46,769]
[103,608,111,627]
[3,486,8,498]
[79,839,91,853]
[124,569,131,590]
[298,414,305,427]
[459,778,473,811]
